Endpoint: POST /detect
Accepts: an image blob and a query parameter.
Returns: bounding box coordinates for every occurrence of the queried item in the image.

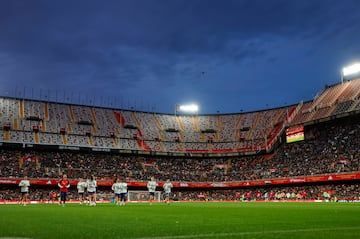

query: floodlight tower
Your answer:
[341,63,360,83]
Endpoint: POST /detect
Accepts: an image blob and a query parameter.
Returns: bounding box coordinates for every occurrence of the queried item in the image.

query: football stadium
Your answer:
[1,73,360,238]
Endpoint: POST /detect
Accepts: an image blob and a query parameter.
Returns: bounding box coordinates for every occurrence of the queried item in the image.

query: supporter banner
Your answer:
[269,167,276,173]
[337,159,349,164]
[142,162,155,167]
[22,156,37,162]
[214,164,227,169]
[1,172,360,187]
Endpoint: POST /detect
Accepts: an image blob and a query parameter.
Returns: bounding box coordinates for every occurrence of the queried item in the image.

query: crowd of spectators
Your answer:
[0,118,359,202]
[1,119,359,182]
[226,122,360,181]
[176,183,360,202]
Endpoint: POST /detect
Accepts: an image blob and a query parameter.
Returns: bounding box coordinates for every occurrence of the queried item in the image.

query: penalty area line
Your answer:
[132,226,360,239]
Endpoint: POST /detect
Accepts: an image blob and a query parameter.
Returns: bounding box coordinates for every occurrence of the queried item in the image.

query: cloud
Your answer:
[1,0,360,113]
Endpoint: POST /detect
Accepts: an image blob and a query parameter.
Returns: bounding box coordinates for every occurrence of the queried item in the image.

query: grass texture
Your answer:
[1,202,360,239]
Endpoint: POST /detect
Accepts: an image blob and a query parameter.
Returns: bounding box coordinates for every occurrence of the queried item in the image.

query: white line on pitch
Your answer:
[132,226,360,239]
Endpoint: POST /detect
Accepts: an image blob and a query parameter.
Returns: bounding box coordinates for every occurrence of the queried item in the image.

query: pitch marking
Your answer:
[133,226,360,239]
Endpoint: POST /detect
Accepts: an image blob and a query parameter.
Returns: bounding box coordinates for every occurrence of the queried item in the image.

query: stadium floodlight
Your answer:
[342,63,360,76]
[175,104,199,116]
[342,63,360,82]
[179,104,198,112]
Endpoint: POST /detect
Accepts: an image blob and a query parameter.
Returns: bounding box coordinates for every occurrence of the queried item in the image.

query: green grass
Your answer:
[1,202,360,239]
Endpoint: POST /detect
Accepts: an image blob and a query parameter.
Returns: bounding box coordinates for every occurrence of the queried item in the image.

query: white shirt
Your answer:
[77,181,87,193]
[112,183,122,194]
[19,180,30,193]
[147,180,157,193]
[163,182,173,194]
[119,182,127,194]
[112,182,127,194]
[87,179,97,192]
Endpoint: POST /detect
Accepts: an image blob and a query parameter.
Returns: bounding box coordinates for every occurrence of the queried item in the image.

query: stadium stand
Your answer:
[0,78,360,202]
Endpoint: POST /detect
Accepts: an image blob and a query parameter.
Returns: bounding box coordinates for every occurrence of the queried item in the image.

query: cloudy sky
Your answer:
[1,0,360,114]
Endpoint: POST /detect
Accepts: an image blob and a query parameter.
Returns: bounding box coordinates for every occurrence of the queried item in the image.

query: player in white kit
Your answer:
[163,179,173,204]
[18,175,30,206]
[147,176,157,205]
[87,175,97,206]
[77,177,87,205]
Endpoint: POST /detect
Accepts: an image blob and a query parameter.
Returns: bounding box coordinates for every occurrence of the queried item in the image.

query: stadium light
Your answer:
[342,63,360,82]
[175,104,199,116]
[342,63,360,76]
[179,104,198,112]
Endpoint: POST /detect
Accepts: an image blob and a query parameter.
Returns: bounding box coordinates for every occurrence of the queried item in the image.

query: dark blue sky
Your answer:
[1,0,360,114]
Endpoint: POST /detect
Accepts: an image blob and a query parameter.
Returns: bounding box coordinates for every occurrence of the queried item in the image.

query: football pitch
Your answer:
[1,202,360,239]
